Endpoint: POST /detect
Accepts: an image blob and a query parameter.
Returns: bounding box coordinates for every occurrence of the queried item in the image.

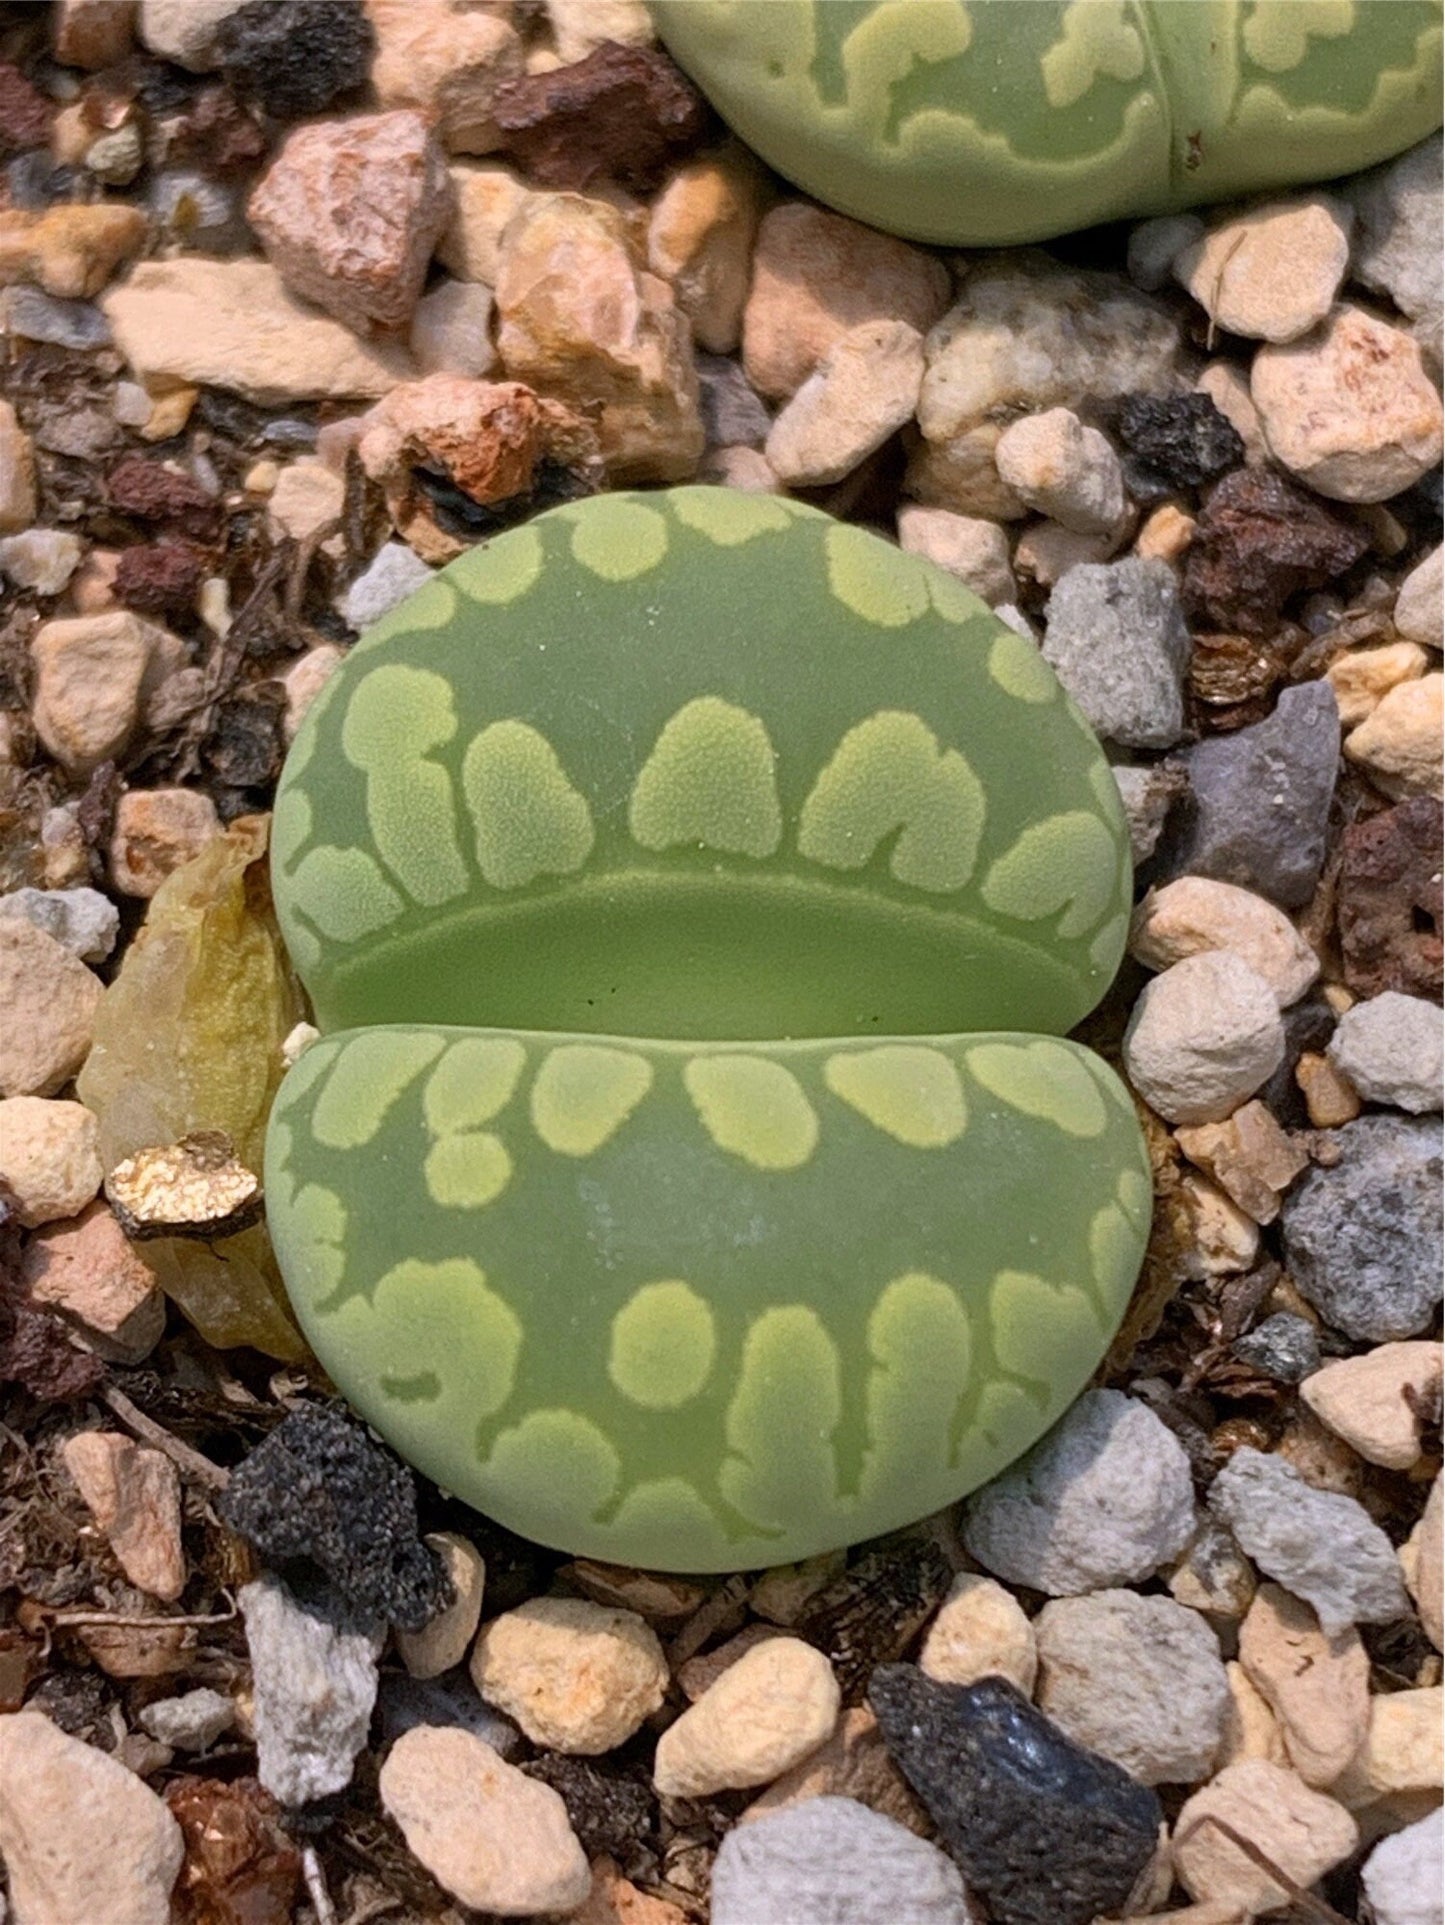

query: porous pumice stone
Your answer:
[648,2,1443,247]
[266,486,1149,1572]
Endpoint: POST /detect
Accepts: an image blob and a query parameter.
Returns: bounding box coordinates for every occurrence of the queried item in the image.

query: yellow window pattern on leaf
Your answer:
[824,1046,967,1147]
[481,1409,622,1537]
[720,1306,844,1533]
[629,698,783,858]
[423,1037,527,1134]
[462,721,596,889]
[566,497,670,581]
[824,521,931,627]
[608,1281,718,1409]
[965,1040,1108,1137]
[459,522,543,604]
[1040,0,1146,109]
[424,1131,512,1209]
[342,665,469,908]
[981,811,1119,937]
[798,711,986,892]
[684,1054,819,1171]
[530,1045,654,1156]
[311,1031,444,1150]
[859,1272,972,1502]
[671,488,796,546]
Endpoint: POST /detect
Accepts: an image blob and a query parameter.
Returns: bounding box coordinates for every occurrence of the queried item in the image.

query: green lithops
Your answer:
[266,487,1150,1571]
[649,0,1443,247]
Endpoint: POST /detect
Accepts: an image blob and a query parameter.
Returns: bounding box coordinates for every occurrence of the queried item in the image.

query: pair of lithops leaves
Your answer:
[266,487,1150,1572]
[650,0,1443,245]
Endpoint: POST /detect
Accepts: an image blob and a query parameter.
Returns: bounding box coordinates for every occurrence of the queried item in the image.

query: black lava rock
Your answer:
[1231,1312,1322,1384]
[524,1753,658,1881]
[1115,392,1244,503]
[868,1666,1162,1925]
[215,0,373,120]
[219,1403,450,1632]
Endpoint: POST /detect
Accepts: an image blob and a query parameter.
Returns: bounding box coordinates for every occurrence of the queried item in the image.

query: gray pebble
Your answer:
[0,287,112,349]
[1111,761,1185,864]
[1163,682,1340,908]
[1208,1446,1409,1635]
[1328,990,1443,1114]
[1282,1113,1443,1340]
[339,541,435,633]
[963,1390,1197,1597]
[696,352,773,449]
[1122,949,1285,1125]
[138,1686,235,1752]
[239,1575,383,1807]
[711,1796,975,1925]
[1042,558,1192,751]
[374,1669,524,1761]
[1360,1808,1443,1925]
[0,887,119,964]
[1346,131,1443,367]
[1230,1312,1322,1384]
[1034,1589,1230,1786]
[147,168,245,253]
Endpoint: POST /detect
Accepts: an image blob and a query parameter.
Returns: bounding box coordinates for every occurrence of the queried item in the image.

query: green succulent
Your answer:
[265,487,1150,1571]
[649,0,1443,247]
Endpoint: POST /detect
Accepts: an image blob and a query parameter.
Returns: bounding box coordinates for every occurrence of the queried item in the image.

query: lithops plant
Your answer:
[649,0,1444,246]
[266,487,1151,1572]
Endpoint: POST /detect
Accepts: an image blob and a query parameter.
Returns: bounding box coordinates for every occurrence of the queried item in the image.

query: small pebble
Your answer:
[1042,557,1192,750]
[919,1572,1038,1695]
[0,886,118,963]
[1175,1102,1309,1226]
[1346,673,1443,801]
[109,789,223,899]
[1174,196,1350,342]
[1115,392,1244,500]
[765,319,924,487]
[1238,1583,1370,1790]
[897,504,1015,606]
[1167,1517,1257,1624]
[1296,1050,1363,1129]
[963,1389,1196,1596]
[1112,762,1186,865]
[1337,1685,1443,1808]
[410,277,497,378]
[870,1667,1162,1925]
[994,407,1128,536]
[0,527,84,595]
[1300,1341,1442,1470]
[374,1668,523,1760]
[1178,1171,1261,1278]
[30,610,187,778]
[21,1200,165,1363]
[1129,878,1319,1008]
[711,1796,973,1925]
[379,1724,590,1917]
[1014,521,1119,590]
[472,1596,668,1755]
[1209,1445,1410,1633]
[1035,1589,1230,1786]
[0,397,38,530]
[1337,796,1442,1002]
[1327,989,1443,1113]
[1231,1313,1320,1384]
[1182,465,1365,637]
[647,143,766,357]
[1326,641,1430,728]
[0,1096,103,1226]
[138,1687,235,1753]
[1405,1475,1443,1653]
[695,351,773,449]
[62,1430,185,1602]
[1282,1113,1443,1340]
[1346,130,1443,366]
[742,1704,922,1835]
[1394,544,1442,649]
[266,457,344,548]
[395,1531,485,1680]
[654,1636,839,1797]
[1123,951,1285,1126]
[239,1573,383,1807]
[1172,1760,1357,1914]
[339,540,435,631]
[1,284,111,347]
[1359,1809,1442,1925]
[215,0,375,117]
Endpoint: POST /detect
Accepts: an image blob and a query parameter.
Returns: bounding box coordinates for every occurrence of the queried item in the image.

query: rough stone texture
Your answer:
[963,1390,1196,1596]
[0,202,146,300]
[113,540,206,621]
[1016,521,1118,589]
[1178,1171,1261,1279]
[30,610,185,778]
[995,408,1127,536]
[547,0,653,64]
[0,397,37,531]
[1282,1114,1443,1341]
[247,110,450,335]
[53,0,139,71]
[712,1797,974,1925]
[1168,1517,1257,1624]
[907,423,1027,521]
[1042,558,1191,751]
[654,1636,839,1797]
[1346,674,1443,801]
[61,1430,185,1602]
[379,1725,590,1916]
[492,41,711,195]
[1209,1446,1411,1634]
[897,505,1014,607]
[137,0,242,68]
[0,528,84,595]
[102,259,412,406]
[239,1575,383,1807]
[765,320,923,487]
[1134,502,1198,564]
[870,1668,1162,1925]
[1175,1104,1310,1226]
[1163,682,1341,909]
[395,1531,485,1680]
[267,458,345,549]
[220,1403,448,1632]
[0,1097,103,1227]
[1034,1591,1230,1786]
[471,1596,667,1755]
[1338,798,1443,1000]
[647,143,765,356]
[1394,544,1442,648]
[1296,1050,1364,1130]
[1360,1810,1443,1925]
[495,192,702,483]
[410,278,496,379]
[214,0,374,119]
[1252,305,1443,502]
[1115,390,1245,501]
[437,160,531,286]
[110,789,223,899]
[1123,951,1285,1127]
[1301,1342,1442,1472]
[0,922,103,1099]
[338,542,433,632]
[1406,1475,1443,1652]
[1337,1686,1443,1809]
[1238,1584,1370,1789]
[743,1706,926,1836]
[1112,762,1187,866]
[21,1201,164,1363]
[1182,465,1367,638]
[0,1710,184,1925]
[138,1687,235,1753]
[919,1573,1038,1695]
[1130,879,1319,1008]
[368,0,524,154]
[1347,131,1443,368]
[1175,196,1350,342]
[1328,991,1442,1113]
[1327,641,1431,729]
[1172,1760,1358,1914]
[742,201,950,402]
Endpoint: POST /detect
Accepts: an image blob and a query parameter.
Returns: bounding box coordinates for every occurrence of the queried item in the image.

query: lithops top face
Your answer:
[649,0,1444,246]
[266,487,1151,1572]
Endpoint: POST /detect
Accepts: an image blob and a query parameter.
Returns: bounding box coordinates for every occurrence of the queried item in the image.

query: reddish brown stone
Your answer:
[0,63,51,158]
[114,541,206,619]
[1183,467,1368,638]
[492,42,712,194]
[167,85,267,174]
[0,1282,105,1403]
[1337,796,1443,999]
[106,456,221,542]
[166,1775,301,1925]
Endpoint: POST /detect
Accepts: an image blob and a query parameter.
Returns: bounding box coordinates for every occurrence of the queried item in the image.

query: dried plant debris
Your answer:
[105,1131,264,1243]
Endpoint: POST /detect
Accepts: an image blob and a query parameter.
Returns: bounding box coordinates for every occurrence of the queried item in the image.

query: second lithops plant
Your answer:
[265,488,1150,1571]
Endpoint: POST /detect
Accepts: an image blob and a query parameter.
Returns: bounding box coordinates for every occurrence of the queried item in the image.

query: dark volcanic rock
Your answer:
[492,42,713,194]
[115,541,207,620]
[215,0,374,120]
[1115,392,1244,503]
[1337,796,1444,999]
[219,1404,450,1632]
[1182,467,1368,637]
[868,1667,1162,1925]
[524,1752,658,1880]
[1230,1312,1321,1384]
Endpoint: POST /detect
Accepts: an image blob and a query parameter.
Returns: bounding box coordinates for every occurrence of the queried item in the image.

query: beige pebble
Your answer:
[1175,197,1351,343]
[109,789,223,899]
[22,1201,165,1364]
[1394,544,1441,649]
[765,319,924,487]
[994,407,1128,537]
[1129,878,1319,1008]
[280,644,346,744]
[437,161,531,286]
[470,1595,667,1754]
[266,459,345,548]
[919,1573,1038,1694]
[1174,1101,1309,1227]
[1238,1584,1369,1789]
[561,1561,709,1627]
[0,203,147,301]
[0,923,103,1100]
[906,423,1027,523]
[1014,519,1119,588]
[1172,1759,1358,1913]
[1196,362,1268,465]
[395,1533,485,1680]
[379,1724,590,1915]
[1169,1520,1258,1624]
[1404,1474,1442,1651]
[1344,672,1443,798]
[1325,640,1430,727]
[697,444,781,492]
[1334,1687,1444,1807]
[410,279,497,380]
[139,385,197,443]
[1122,950,1286,1127]
[1136,503,1196,565]
[31,610,187,777]
[571,1856,689,1925]
[647,143,767,357]
[676,1625,785,1703]
[62,1431,185,1602]
[897,504,1015,606]
[1301,1341,1442,1470]
[0,1097,103,1227]
[1218,1661,1288,1771]
[750,1551,845,1628]
[1295,1050,1362,1129]
[68,547,122,614]
[1178,1172,1261,1279]
[369,0,524,154]
[0,398,37,532]
[654,1636,840,1798]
